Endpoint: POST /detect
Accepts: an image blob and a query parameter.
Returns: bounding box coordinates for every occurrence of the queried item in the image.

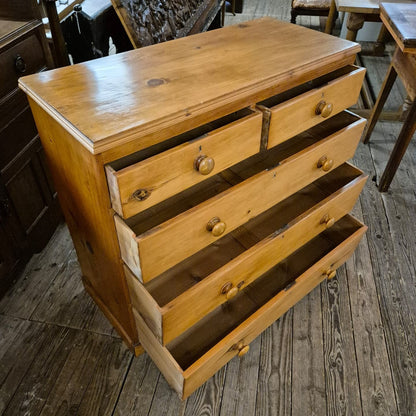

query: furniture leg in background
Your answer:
[361,2,416,192]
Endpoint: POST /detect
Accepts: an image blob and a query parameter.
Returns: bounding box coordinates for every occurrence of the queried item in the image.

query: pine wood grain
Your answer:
[19,18,360,155]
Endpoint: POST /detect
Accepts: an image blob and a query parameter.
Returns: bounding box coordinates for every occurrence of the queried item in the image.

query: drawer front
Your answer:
[0,106,38,169]
[116,115,366,283]
[0,31,46,98]
[265,66,365,149]
[133,215,367,399]
[126,165,367,344]
[106,109,263,218]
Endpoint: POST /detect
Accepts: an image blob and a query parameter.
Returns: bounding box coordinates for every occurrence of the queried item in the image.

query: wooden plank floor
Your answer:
[1,2,416,415]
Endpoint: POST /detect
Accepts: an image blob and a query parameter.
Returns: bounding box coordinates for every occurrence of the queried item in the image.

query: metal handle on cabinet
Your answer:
[15,55,26,74]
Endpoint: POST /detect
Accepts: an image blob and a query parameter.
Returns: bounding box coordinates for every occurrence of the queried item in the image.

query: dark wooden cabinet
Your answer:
[0,12,62,297]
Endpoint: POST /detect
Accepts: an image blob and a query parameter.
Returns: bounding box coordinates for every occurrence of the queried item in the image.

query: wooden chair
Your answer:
[291,0,338,34]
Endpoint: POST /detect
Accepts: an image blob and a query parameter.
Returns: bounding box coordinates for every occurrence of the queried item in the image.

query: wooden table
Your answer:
[362,2,416,192]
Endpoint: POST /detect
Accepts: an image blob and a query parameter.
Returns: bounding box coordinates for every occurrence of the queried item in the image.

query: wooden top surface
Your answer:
[19,18,360,155]
[380,2,416,53]
[0,19,35,47]
[335,0,403,14]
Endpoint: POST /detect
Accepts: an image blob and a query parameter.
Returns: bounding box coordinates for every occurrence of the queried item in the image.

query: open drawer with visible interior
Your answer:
[115,111,366,283]
[125,163,367,345]
[105,107,262,218]
[257,65,366,149]
[133,215,367,399]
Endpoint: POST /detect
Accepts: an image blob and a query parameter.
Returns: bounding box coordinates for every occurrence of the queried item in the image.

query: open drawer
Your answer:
[115,111,366,283]
[133,215,367,399]
[257,65,366,149]
[125,163,367,344]
[105,107,262,218]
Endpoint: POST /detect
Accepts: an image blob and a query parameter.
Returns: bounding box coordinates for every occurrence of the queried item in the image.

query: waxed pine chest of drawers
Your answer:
[19,18,367,399]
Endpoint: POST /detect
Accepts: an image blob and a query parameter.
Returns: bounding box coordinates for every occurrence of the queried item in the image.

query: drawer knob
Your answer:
[236,342,250,357]
[315,100,333,118]
[325,269,337,279]
[221,282,239,300]
[194,155,215,175]
[320,214,335,228]
[317,155,334,172]
[206,216,226,237]
[15,54,26,74]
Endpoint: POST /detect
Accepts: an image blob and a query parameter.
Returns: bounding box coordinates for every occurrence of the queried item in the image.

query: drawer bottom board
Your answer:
[133,214,367,399]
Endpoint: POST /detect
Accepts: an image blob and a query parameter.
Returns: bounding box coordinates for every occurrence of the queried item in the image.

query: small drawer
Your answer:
[0,32,47,98]
[125,163,367,345]
[115,111,366,283]
[133,215,367,399]
[258,65,365,149]
[106,107,262,218]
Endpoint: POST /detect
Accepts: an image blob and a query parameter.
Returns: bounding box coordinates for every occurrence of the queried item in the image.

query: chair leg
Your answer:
[324,0,336,34]
[378,99,416,192]
[362,63,398,144]
[291,10,297,24]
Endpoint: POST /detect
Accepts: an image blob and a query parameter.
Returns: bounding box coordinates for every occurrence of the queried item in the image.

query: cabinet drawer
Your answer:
[106,108,262,218]
[115,111,365,283]
[258,65,365,149]
[133,215,367,399]
[125,163,367,344]
[0,32,46,98]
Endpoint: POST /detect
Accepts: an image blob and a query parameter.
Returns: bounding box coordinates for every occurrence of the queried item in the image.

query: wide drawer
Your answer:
[106,107,262,218]
[125,163,367,344]
[0,31,47,99]
[133,215,367,399]
[115,111,366,283]
[258,65,365,149]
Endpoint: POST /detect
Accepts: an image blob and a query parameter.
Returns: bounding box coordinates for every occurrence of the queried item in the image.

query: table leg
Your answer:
[378,99,416,192]
[362,63,398,144]
[346,12,365,41]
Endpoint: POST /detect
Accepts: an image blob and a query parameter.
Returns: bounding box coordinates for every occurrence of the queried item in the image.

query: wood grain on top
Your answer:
[380,2,416,53]
[18,18,360,154]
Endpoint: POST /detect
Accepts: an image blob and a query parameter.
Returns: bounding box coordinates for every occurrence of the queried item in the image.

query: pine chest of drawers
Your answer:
[19,18,367,399]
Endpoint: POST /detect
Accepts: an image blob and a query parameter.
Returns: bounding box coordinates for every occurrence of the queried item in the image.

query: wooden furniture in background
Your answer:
[0,7,62,297]
[291,0,338,34]
[362,2,416,192]
[111,0,224,48]
[19,18,367,398]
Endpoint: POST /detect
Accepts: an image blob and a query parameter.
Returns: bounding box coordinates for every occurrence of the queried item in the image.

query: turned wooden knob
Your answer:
[315,100,333,118]
[317,155,334,172]
[221,282,238,300]
[237,343,250,357]
[206,216,226,237]
[194,155,215,175]
[321,214,335,228]
[325,269,337,279]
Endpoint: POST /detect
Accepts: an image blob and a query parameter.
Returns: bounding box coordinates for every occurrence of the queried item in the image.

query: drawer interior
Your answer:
[257,65,360,109]
[107,107,255,171]
[166,214,363,370]
[124,111,361,236]
[144,162,364,306]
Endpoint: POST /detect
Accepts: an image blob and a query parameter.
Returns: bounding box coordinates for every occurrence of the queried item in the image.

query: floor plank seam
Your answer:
[108,351,135,416]
[319,283,329,416]
[344,261,366,416]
